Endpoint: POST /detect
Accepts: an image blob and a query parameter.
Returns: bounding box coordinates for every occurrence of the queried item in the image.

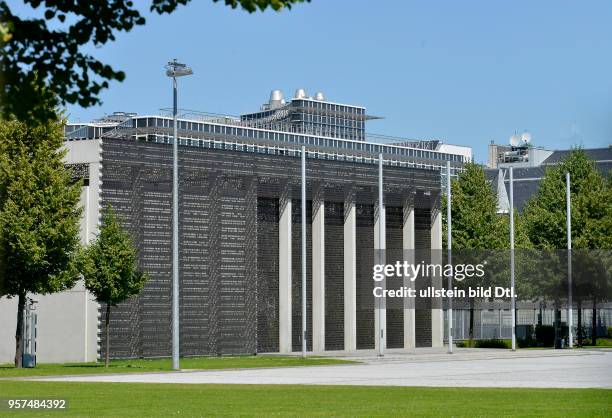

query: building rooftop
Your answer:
[65,91,472,176]
[542,147,612,165]
[487,146,611,212]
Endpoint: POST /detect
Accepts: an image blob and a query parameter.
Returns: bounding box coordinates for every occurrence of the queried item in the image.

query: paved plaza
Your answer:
[36,348,612,389]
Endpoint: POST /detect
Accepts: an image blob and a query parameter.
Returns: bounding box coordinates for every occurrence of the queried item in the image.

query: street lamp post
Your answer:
[566,172,573,348]
[509,167,516,351]
[301,146,307,357]
[165,59,193,371]
[446,161,453,354]
[378,153,385,357]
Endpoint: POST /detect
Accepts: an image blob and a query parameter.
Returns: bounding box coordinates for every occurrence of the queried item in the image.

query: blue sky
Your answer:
[15,0,612,162]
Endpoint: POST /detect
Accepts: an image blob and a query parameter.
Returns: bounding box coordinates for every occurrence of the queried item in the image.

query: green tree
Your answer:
[443,163,507,250]
[442,163,519,343]
[522,149,612,345]
[0,117,82,368]
[0,0,309,123]
[78,206,148,367]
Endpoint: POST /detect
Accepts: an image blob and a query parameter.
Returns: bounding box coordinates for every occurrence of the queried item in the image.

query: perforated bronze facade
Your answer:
[99,137,440,358]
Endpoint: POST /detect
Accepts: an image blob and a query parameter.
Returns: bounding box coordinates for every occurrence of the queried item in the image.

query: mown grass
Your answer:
[0,381,609,417]
[0,355,355,378]
[580,337,612,348]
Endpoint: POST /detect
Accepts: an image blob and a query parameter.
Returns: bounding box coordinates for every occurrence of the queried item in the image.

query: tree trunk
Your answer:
[105,302,111,368]
[591,299,597,346]
[554,307,561,348]
[468,297,475,347]
[538,302,543,326]
[577,301,583,346]
[14,290,26,368]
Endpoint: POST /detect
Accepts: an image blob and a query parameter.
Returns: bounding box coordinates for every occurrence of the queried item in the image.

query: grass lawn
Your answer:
[0,381,609,417]
[579,338,612,348]
[0,356,355,378]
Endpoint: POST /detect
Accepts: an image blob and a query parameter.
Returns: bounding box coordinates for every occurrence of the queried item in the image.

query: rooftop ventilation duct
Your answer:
[294,88,307,99]
[269,89,285,109]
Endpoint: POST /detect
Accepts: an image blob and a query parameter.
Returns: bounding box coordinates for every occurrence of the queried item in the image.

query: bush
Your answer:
[474,339,512,349]
[535,325,555,347]
[607,327,612,339]
[518,336,538,348]
[597,338,612,347]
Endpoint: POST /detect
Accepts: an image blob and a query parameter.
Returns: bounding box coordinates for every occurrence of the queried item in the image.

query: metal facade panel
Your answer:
[99,138,437,358]
[324,201,345,351]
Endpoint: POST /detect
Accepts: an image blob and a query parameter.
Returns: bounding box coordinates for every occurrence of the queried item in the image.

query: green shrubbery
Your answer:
[456,339,512,349]
[518,335,537,348]
[535,325,555,347]
[475,339,512,349]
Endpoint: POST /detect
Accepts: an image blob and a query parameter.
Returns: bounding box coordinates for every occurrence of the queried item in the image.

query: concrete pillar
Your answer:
[343,193,357,351]
[431,208,444,347]
[374,201,386,352]
[312,187,325,353]
[279,193,292,353]
[403,205,416,349]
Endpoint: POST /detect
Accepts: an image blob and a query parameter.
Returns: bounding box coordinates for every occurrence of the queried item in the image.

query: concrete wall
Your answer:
[0,139,100,364]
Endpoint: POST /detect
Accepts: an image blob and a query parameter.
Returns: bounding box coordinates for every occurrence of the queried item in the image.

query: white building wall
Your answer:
[438,143,472,162]
[0,139,101,364]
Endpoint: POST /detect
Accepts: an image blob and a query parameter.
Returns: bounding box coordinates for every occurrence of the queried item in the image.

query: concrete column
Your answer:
[279,193,292,353]
[343,193,357,351]
[431,208,444,347]
[403,205,416,349]
[374,201,386,353]
[312,187,325,353]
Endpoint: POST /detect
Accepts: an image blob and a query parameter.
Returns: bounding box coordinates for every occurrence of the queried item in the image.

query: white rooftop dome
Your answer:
[269,89,285,109]
[294,88,308,99]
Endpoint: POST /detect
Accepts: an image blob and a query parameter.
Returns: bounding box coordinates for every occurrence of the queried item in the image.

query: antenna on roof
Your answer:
[509,134,520,147]
[520,131,532,145]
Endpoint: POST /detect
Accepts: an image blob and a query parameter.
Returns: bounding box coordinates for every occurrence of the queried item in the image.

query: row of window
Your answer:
[139,134,461,174]
[123,117,463,163]
[292,113,365,129]
[292,100,365,115]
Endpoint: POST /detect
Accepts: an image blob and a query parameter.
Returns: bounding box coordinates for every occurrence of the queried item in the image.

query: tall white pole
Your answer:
[567,172,573,348]
[172,76,180,370]
[301,146,307,357]
[378,153,385,357]
[84,185,90,361]
[509,167,516,351]
[446,161,453,354]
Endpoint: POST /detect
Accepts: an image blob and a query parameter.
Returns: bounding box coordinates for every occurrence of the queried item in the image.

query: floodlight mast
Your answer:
[378,153,385,357]
[165,59,193,371]
[567,173,573,348]
[446,161,453,354]
[510,167,516,351]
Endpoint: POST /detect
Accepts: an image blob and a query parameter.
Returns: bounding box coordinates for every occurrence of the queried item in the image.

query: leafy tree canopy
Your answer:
[443,162,509,250]
[0,0,309,123]
[0,117,82,297]
[78,206,147,306]
[522,149,612,250]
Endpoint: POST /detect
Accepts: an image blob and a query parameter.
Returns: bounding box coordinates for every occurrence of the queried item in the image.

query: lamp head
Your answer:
[165,59,193,78]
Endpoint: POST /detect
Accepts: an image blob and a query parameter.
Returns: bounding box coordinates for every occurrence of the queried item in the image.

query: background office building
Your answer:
[487,134,611,212]
[463,135,612,343]
[0,90,471,361]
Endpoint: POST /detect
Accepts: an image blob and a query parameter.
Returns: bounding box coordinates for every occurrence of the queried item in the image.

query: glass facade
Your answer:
[69,115,465,177]
[65,99,467,177]
[240,98,367,141]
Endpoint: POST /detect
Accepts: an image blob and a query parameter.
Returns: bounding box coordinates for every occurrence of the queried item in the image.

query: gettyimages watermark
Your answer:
[369,249,612,310]
[373,260,515,299]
